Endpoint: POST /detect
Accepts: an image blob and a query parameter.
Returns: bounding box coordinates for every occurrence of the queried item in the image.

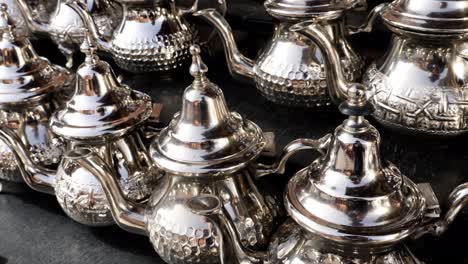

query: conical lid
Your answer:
[381,0,468,35]
[50,33,152,141]
[0,3,68,105]
[264,0,359,19]
[285,85,428,251]
[150,45,266,176]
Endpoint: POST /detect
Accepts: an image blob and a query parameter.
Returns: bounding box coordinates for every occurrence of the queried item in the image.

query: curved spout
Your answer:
[187,195,267,264]
[194,9,255,81]
[290,21,352,105]
[15,0,51,33]
[435,183,468,235]
[72,148,147,236]
[256,133,332,178]
[0,127,55,194]
[66,0,111,52]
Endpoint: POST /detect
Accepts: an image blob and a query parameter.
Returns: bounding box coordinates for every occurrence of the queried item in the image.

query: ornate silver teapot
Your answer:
[16,0,122,67]
[0,0,53,36]
[187,86,468,264]
[0,4,69,184]
[0,34,161,226]
[68,0,203,73]
[358,0,468,135]
[194,0,365,107]
[70,45,319,263]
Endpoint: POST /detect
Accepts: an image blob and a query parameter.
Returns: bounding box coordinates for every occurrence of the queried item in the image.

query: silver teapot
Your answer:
[0,34,161,226]
[187,86,468,264]
[68,0,205,73]
[0,4,70,184]
[357,0,468,135]
[194,0,365,107]
[0,0,53,37]
[69,45,320,264]
[16,0,122,68]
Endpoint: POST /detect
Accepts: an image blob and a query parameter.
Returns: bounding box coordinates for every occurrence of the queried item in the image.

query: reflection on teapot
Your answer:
[0,4,70,184]
[0,33,161,226]
[0,0,53,36]
[16,0,122,67]
[194,0,365,107]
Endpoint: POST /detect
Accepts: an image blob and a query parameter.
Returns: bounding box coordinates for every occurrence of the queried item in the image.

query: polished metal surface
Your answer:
[195,2,363,107]
[358,1,468,135]
[185,85,468,263]
[68,0,199,73]
[264,0,362,19]
[0,0,52,36]
[17,0,121,67]
[0,4,69,183]
[0,33,160,227]
[72,45,324,264]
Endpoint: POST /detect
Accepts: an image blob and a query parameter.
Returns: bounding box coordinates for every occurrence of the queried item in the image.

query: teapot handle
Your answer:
[413,182,468,238]
[176,0,227,16]
[255,134,332,178]
[346,3,388,35]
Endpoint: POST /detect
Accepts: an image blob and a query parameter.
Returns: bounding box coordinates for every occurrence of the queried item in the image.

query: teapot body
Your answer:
[0,0,51,36]
[0,101,64,182]
[110,5,194,72]
[268,219,421,264]
[55,130,160,226]
[254,20,362,107]
[363,35,468,135]
[145,168,279,264]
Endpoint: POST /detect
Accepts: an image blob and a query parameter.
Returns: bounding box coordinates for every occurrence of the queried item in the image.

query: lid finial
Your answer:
[80,29,98,64]
[189,44,208,84]
[0,4,15,41]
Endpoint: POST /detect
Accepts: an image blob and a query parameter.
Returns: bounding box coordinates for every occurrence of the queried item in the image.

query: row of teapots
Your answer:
[1,3,468,264]
[6,0,468,136]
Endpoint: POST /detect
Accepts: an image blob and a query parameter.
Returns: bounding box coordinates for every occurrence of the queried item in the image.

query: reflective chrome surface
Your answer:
[0,4,69,183]
[359,0,468,135]
[194,0,363,107]
[0,0,52,36]
[17,0,121,67]
[187,85,468,263]
[0,33,160,226]
[68,0,202,73]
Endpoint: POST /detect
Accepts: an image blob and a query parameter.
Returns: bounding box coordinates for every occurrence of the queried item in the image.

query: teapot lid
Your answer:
[381,0,468,35]
[285,86,429,252]
[150,45,266,177]
[50,33,152,141]
[264,0,359,19]
[0,4,69,105]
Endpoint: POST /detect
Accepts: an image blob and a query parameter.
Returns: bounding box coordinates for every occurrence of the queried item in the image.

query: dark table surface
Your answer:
[1,2,468,263]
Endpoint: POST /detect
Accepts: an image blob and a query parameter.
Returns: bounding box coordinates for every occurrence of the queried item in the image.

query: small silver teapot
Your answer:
[0,4,70,184]
[357,0,468,135]
[16,0,122,68]
[188,86,468,264]
[70,45,319,264]
[0,34,161,226]
[194,0,365,107]
[68,0,209,73]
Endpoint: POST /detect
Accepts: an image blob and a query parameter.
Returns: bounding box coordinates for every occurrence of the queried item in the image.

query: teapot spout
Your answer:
[15,0,51,33]
[290,21,351,105]
[0,127,55,194]
[194,9,255,81]
[71,148,147,236]
[66,0,111,52]
[187,195,267,264]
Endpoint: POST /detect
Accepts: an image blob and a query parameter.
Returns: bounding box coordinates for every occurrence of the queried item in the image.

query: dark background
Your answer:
[0,0,467,263]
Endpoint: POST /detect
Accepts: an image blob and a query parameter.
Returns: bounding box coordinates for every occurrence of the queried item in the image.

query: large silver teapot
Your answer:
[69,45,320,264]
[0,34,161,226]
[68,0,219,73]
[357,0,468,135]
[188,86,468,264]
[16,0,122,68]
[194,0,365,107]
[0,4,69,184]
